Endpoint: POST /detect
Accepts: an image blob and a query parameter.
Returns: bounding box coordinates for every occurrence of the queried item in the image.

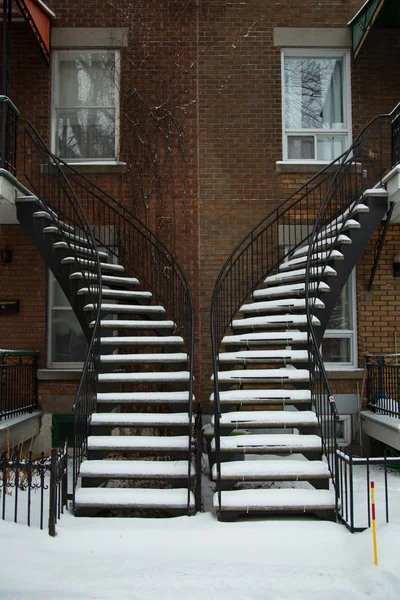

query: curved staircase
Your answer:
[14,119,197,517]
[210,109,399,521]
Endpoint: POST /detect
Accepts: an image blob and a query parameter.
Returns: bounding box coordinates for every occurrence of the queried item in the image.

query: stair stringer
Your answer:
[310,191,389,342]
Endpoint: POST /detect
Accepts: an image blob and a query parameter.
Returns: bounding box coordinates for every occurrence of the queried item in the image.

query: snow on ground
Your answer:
[1,464,400,599]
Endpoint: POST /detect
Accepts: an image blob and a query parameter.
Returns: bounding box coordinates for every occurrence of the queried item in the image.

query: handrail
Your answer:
[16,116,103,510]
[0,95,20,117]
[210,103,400,511]
[305,103,400,494]
[17,117,195,512]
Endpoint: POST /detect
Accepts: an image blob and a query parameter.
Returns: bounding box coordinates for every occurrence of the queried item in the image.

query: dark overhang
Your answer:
[1,0,55,63]
[349,0,400,59]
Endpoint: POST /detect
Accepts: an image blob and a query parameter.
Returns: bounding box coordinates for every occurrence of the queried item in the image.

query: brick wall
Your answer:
[2,1,400,413]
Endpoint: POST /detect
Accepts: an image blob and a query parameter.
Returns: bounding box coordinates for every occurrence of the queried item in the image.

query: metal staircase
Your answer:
[210,106,400,521]
[11,112,198,517]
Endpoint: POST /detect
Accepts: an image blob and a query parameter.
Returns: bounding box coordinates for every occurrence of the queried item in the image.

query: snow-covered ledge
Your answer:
[361,410,400,451]
[382,164,400,222]
[0,411,42,451]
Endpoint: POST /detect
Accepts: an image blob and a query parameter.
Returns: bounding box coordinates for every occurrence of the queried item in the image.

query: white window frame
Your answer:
[281,48,352,163]
[47,272,86,369]
[51,49,120,162]
[323,269,357,369]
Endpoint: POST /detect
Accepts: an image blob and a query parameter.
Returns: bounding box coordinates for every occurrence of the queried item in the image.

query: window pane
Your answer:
[316,135,346,161]
[288,136,315,159]
[56,108,115,159]
[53,281,70,307]
[51,309,87,364]
[327,280,351,330]
[57,52,116,107]
[285,57,344,130]
[321,337,351,363]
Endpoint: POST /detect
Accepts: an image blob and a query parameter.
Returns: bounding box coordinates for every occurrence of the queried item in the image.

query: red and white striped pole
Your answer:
[371,481,379,566]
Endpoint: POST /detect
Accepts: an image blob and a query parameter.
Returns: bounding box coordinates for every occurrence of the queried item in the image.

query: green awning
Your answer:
[349,0,400,59]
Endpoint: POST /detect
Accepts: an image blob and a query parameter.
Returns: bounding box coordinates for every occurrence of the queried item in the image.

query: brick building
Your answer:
[1,0,400,517]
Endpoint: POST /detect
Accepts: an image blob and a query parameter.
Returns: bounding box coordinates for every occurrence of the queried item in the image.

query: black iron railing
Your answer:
[0,96,19,176]
[15,116,103,511]
[14,113,195,513]
[336,450,400,532]
[211,103,400,512]
[0,350,39,421]
[0,441,68,536]
[366,354,400,418]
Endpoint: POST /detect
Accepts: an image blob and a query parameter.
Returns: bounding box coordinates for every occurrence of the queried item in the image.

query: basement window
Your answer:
[322,270,357,369]
[48,272,87,368]
[282,49,351,163]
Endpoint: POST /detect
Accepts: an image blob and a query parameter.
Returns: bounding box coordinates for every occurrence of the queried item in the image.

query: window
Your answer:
[282,49,351,162]
[48,272,87,368]
[322,270,357,368]
[53,50,119,160]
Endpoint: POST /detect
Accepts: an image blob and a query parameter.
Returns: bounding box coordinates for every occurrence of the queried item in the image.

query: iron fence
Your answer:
[0,350,39,421]
[0,441,68,536]
[366,354,400,418]
[0,95,19,176]
[336,449,400,532]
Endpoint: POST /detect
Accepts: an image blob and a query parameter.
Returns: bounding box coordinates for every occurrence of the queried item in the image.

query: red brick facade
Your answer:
[1,1,400,419]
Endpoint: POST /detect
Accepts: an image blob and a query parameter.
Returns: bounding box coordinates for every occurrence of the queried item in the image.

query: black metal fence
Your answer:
[0,95,19,175]
[337,450,400,533]
[366,354,400,418]
[0,350,39,421]
[0,442,68,536]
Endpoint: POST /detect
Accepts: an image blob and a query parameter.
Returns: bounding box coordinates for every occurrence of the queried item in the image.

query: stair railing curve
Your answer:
[16,117,103,512]
[19,119,196,514]
[305,102,400,505]
[211,103,400,514]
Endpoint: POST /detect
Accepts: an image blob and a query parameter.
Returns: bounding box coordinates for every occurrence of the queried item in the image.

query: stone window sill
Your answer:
[324,368,364,380]
[276,160,335,174]
[61,161,127,175]
[38,369,82,381]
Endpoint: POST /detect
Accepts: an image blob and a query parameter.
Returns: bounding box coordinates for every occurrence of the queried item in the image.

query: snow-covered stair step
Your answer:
[279,250,344,272]
[231,314,320,330]
[214,368,309,384]
[85,303,165,315]
[264,265,336,286]
[328,202,370,226]
[91,412,190,428]
[240,298,324,314]
[75,488,195,510]
[213,489,336,512]
[79,459,194,479]
[78,287,153,301]
[53,241,109,259]
[71,272,139,287]
[33,211,77,234]
[291,234,352,258]
[88,435,190,452]
[100,352,187,365]
[98,371,190,384]
[62,257,124,273]
[44,226,95,246]
[211,388,311,405]
[253,281,330,300]
[97,391,190,404]
[222,330,308,346]
[214,410,317,428]
[317,218,361,240]
[218,349,308,363]
[212,459,329,481]
[94,319,175,330]
[100,335,184,346]
[212,434,321,454]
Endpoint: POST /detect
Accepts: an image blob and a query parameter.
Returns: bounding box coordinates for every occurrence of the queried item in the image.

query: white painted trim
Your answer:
[281,48,352,163]
[51,49,120,161]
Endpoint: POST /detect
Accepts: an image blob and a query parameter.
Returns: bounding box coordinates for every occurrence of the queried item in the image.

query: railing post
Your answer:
[48,447,57,537]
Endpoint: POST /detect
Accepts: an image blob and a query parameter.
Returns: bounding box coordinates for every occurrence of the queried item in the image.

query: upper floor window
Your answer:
[282,49,351,162]
[52,50,119,161]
